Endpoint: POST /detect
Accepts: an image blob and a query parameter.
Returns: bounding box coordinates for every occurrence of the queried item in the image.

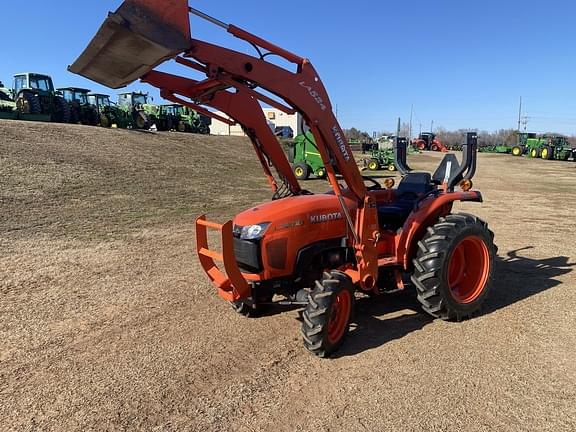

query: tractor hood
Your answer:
[69,0,192,89]
[233,193,355,238]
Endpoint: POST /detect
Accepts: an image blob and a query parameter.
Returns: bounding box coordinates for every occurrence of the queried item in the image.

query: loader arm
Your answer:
[69,0,379,289]
[142,70,301,196]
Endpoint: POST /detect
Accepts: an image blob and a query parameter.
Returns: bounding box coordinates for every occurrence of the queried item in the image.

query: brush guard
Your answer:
[195,216,252,302]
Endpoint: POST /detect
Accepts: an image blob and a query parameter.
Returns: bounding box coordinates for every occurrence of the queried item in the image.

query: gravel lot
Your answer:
[1,120,575,431]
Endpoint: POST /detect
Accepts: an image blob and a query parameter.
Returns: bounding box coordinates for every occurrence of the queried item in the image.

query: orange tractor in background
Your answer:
[412,132,448,152]
[71,0,496,357]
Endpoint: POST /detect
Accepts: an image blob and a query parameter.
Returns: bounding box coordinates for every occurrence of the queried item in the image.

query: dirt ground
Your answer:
[1,119,575,431]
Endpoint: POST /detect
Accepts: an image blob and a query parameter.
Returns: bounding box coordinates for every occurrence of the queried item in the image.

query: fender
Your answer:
[396,191,483,269]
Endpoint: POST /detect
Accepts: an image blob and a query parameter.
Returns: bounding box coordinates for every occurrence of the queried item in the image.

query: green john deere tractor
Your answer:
[287,131,327,180]
[161,104,210,133]
[117,92,158,129]
[88,93,129,128]
[0,82,18,120]
[12,73,70,122]
[59,87,100,125]
[511,133,573,161]
[364,135,398,172]
[539,136,573,161]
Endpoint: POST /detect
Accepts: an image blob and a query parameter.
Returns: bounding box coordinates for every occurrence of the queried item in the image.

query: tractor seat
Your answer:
[377,172,434,230]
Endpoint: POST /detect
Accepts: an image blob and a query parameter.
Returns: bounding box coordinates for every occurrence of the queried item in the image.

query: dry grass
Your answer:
[1,119,575,431]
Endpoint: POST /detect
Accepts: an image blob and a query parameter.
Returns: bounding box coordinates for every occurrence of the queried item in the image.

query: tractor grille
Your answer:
[233,238,263,273]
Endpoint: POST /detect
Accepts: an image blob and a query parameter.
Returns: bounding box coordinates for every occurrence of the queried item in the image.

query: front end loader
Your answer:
[71,0,496,357]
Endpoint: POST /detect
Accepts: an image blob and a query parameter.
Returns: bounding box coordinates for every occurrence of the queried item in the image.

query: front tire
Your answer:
[301,271,355,357]
[511,146,523,156]
[412,214,496,321]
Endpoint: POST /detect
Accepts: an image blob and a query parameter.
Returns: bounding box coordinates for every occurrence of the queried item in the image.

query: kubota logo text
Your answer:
[310,212,343,224]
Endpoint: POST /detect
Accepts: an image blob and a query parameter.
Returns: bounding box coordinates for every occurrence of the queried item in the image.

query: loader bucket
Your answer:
[69,0,191,89]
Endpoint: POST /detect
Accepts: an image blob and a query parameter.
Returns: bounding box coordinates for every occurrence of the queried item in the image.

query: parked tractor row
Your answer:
[0,73,210,134]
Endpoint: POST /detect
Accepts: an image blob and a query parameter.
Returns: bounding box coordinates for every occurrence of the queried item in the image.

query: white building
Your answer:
[209,107,304,137]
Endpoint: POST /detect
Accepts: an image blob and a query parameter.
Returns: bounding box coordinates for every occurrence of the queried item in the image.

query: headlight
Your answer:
[240,223,270,240]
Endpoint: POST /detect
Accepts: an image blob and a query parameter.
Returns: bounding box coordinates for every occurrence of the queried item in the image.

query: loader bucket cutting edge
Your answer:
[69,0,192,89]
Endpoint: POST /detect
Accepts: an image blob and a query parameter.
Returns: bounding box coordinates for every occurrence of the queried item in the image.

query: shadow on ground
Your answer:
[334,247,574,358]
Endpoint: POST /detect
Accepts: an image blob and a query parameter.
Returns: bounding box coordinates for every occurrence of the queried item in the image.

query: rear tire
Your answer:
[52,96,71,123]
[100,114,111,128]
[367,159,380,171]
[301,271,355,358]
[134,112,150,129]
[541,146,554,160]
[412,214,496,321]
[294,163,311,180]
[16,91,41,114]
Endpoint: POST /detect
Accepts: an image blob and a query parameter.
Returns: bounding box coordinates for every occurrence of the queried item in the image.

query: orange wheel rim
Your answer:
[327,290,351,344]
[448,236,490,304]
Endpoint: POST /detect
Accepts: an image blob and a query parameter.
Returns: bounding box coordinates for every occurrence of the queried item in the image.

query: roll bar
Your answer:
[396,132,478,191]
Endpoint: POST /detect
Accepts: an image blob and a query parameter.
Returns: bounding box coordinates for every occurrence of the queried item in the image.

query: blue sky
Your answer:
[2,1,576,135]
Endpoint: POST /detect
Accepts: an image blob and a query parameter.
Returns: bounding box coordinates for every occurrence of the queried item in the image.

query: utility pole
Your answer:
[409,104,414,139]
[517,96,522,133]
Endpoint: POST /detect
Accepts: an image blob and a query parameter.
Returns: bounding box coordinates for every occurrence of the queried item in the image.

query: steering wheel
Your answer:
[362,176,382,191]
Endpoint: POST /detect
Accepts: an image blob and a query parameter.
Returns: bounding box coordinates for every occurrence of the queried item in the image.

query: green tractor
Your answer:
[511,133,573,161]
[58,87,100,125]
[0,81,18,120]
[117,92,158,129]
[287,131,328,180]
[12,73,70,122]
[364,135,397,172]
[511,133,541,157]
[161,104,210,133]
[88,93,129,128]
[539,136,573,161]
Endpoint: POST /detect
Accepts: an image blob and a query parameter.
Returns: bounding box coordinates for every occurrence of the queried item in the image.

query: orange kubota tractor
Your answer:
[412,132,448,152]
[71,0,496,357]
